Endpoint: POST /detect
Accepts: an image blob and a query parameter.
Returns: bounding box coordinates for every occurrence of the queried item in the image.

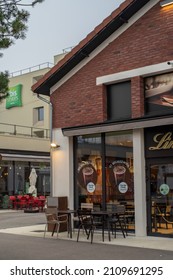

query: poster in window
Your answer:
[145,72,173,114]
[77,162,97,191]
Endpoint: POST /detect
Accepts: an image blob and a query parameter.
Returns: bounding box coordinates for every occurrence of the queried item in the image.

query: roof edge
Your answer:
[32,0,154,95]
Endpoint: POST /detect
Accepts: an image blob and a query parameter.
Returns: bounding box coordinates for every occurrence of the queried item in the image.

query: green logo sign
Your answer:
[6,84,22,109]
[160,184,169,195]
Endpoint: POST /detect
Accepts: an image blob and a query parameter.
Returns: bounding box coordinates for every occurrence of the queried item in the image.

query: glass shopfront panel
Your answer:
[105,131,135,231]
[147,160,173,236]
[75,131,134,231]
[145,125,173,237]
[15,162,30,194]
[75,134,102,207]
[0,161,13,195]
[30,162,50,196]
[105,131,134,203]
[0,160,50,197]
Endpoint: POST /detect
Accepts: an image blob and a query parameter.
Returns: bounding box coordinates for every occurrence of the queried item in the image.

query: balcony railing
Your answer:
[0,123,50,139]
[9,62,54,78]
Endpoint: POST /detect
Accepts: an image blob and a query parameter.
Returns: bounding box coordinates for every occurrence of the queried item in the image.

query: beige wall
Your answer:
[0,68,50,129]
[0,52,67,154]
[0,67,52,153]
[54,52,68,65]
[0,134,50,152]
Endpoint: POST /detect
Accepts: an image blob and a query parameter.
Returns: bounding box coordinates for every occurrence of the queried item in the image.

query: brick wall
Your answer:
[51,3,173,129]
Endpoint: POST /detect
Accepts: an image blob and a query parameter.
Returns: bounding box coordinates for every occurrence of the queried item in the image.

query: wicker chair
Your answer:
[44,208,68,238]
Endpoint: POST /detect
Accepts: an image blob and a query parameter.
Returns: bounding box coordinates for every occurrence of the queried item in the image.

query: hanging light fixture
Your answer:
[160,0,173,7]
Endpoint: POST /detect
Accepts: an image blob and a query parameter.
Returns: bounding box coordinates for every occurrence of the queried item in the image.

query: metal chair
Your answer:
[44,208,68,238]
[154,203,173,229]
[76,208,94,243]
[81,202,93,210]
[107,204,127,240]
[73,202,94,231]
[76,208,103,243]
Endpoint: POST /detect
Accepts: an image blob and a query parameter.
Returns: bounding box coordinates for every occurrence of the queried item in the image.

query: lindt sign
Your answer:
[149,132,173,151]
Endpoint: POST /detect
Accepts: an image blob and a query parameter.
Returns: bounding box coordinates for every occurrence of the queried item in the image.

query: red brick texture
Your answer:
[51,3,173,129]
[131,76,144,118]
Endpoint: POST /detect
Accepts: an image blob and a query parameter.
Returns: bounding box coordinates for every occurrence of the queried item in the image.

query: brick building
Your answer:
[33,0,173,238]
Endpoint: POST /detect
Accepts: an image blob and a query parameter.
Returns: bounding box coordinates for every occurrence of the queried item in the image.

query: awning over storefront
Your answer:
[1,153,50,162]
[62,115,173,137]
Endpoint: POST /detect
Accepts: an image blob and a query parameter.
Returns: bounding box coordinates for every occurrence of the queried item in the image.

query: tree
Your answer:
[0,0,44,101]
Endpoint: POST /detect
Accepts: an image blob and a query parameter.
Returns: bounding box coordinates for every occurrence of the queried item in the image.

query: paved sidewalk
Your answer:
[0,209,173,251]
[1,223,173,251]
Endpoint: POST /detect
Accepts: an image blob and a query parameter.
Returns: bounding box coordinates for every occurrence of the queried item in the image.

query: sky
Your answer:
[0,0,124,74]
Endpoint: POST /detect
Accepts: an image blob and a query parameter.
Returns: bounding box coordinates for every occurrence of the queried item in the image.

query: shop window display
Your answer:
[105,131,134,204]
[76,134,102,206]
[145,72,173,117]
[0,161,50,197]
[75,131,134,213]
[15,162,30,194]
[0,162,13,195]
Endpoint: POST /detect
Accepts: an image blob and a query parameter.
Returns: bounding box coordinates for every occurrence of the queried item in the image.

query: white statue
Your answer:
[28,168,38,196]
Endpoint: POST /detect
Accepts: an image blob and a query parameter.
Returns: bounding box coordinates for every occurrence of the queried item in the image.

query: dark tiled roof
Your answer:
[32,0,152,95]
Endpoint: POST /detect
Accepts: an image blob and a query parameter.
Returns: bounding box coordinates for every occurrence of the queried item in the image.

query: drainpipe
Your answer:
[37,94,53,196]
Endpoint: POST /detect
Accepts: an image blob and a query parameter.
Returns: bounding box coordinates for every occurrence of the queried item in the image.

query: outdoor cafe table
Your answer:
[90,210,111,242]
[91,210,126,242]
[57,209,76,238]
[57,209,126,241]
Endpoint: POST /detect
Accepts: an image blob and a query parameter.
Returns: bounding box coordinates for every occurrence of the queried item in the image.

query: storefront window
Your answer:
[75,131,134,212]
[0,161,13,195]
[15,162,30,194]
[75,134,102,207]
[105,131,134,204]
[30,162,50,196]
[145,72,173,117]
[148,162,173,236]
[145,126,173,237]
[0,160,50,197]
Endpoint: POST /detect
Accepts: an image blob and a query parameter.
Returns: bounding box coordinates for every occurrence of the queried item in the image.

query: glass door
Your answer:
[147,159,173,237]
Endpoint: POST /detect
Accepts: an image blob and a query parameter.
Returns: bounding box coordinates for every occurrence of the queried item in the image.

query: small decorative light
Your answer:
[160,0,173,7]
[50,143,60,148]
